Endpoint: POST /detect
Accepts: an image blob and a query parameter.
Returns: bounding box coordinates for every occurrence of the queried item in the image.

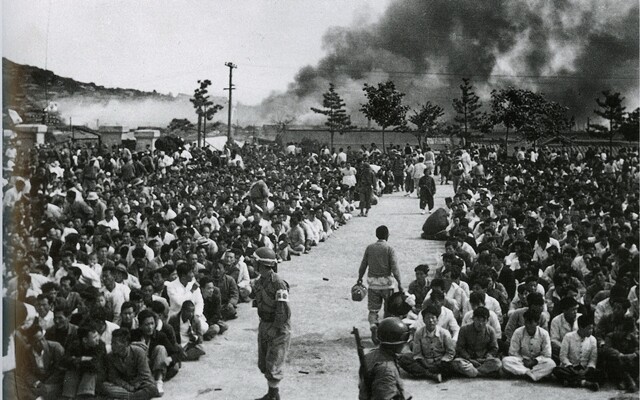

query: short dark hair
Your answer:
[177,262,192,277]
[526,292,545,306]
[376,225,389,240]
[121,301,136,313]
[577,314,593,329]
[150,301,166,315]
[469,291,486,306]
[421,305,441,319]
[473,306,490,320]
[137,309,157,325]
[414,264,429,274]
[112,328,131,344]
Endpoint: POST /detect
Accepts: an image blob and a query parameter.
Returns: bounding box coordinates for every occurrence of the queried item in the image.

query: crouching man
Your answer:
[103,329,160,399]
[502,309,555,381]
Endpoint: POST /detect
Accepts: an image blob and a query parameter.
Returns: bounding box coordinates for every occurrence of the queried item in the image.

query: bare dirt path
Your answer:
[164,183,624,400]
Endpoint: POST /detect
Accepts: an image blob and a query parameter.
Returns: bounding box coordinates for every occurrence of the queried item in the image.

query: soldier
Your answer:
[358,317,410,400]
[252,247,291,400]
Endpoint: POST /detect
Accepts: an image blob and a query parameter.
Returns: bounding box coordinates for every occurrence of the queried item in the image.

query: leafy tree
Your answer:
[452,78,482,146]
[408,101,444,148]
[167,118,195,136]
[190,80,223,147]
[620,107,639,142]
[311,83,353,150]
[360,81,409,153]
[594,90,626,152]
[489,87,568,145]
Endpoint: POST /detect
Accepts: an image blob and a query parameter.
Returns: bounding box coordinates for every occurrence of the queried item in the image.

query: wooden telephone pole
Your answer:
[224,62,237,142]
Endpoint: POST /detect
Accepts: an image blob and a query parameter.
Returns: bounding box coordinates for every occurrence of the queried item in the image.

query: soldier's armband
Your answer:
[275,289,289,302]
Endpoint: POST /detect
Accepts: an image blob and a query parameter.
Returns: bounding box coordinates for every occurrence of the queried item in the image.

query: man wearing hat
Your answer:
[251,247,290,400]
[86,191,107,222]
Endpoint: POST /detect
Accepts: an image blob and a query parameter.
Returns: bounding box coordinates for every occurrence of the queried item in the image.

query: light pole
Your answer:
[224,62,237,142]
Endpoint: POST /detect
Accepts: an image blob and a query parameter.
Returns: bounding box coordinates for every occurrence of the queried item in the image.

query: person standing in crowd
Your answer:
[358,317,410,400]
[251,247,291,400]
[357,162,376,217]
[357,225,403,344]
[418,171,436,215]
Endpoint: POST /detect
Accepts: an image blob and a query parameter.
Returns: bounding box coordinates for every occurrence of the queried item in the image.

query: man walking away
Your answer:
[357,226,403,344]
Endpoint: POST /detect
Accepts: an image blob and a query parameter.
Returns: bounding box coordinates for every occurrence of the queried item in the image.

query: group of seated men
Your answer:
[395,144,639,392]
[2,140,377,400]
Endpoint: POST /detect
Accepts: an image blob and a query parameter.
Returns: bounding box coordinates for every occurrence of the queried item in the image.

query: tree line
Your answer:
[311,79,639,151]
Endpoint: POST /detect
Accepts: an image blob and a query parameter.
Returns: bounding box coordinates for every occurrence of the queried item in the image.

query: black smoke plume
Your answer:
[257,0,639,127]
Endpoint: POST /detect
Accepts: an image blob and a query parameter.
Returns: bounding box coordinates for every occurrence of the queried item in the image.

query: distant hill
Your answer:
[2,58,227,128]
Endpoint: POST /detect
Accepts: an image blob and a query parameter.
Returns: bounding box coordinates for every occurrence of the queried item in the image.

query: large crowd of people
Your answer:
[1,137,397,399]
[1,134,639,399]
[386,144,639,394]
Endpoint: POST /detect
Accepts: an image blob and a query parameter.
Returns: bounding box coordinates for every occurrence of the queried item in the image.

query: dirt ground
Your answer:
[163,183,631,400]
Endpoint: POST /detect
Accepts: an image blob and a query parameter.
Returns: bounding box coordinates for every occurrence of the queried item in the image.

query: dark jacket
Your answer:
[16,339,65,386]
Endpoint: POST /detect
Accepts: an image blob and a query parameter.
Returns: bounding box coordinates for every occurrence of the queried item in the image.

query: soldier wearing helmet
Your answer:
[251,247,291,400]
[358,317,409,400]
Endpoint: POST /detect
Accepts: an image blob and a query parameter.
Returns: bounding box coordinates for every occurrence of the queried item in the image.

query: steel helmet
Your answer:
[377,317,409,345]
[254,247,277,267]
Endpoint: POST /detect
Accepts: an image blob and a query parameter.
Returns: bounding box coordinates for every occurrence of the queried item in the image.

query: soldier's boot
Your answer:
[255,387,279,400]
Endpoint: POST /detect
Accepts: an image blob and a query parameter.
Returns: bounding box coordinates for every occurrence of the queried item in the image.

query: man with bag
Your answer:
[357,225,404,344]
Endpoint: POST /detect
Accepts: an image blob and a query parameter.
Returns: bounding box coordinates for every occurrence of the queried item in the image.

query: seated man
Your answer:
[552,315,604,391]
[451,307,501,378]
[199,276,228,340]
[61,323,108,399]
[408,264,430,309]
[601,316,639,393]
[15,324,65,400]
[132,309,182,396]
[168,301,206,362]
[223,249,252,303]
[461,292,501,339]
[398,305,455,382]
[103,328,159,400]
[549,297,580,362]
[211,261,239,320]
[413,291,459,342]
[502,309,556,381]
[45,309,78,350]
[504,293,549,346]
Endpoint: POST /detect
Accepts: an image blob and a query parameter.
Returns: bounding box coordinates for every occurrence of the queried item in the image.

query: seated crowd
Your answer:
[394,145,639,392]
[2,139,390,399]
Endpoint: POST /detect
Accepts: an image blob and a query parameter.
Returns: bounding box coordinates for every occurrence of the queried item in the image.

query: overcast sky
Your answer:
[3,0,391,105]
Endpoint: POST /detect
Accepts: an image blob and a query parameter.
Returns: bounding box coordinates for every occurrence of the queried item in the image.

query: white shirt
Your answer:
[102,283,130,324]
[165,278,205,318]
[412,306,460,341]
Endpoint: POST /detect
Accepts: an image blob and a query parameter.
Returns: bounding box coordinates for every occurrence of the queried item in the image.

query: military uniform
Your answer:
[358,348,406,400]
[254,272,291,388]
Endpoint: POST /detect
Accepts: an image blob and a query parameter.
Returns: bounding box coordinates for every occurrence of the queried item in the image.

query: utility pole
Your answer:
[224,62,237,142]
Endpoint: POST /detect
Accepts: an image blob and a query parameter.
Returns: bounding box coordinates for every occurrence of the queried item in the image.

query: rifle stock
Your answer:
[351,327,371,398]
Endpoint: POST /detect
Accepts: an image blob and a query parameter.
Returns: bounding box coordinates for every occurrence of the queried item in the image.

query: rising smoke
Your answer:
[258,0,639,127]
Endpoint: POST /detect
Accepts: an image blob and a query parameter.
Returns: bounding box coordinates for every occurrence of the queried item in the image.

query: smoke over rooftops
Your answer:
[259,0,639,127]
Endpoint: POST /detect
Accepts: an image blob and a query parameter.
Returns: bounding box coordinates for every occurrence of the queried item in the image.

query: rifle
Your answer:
[351,327,371,399]
[352,327,411,400]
